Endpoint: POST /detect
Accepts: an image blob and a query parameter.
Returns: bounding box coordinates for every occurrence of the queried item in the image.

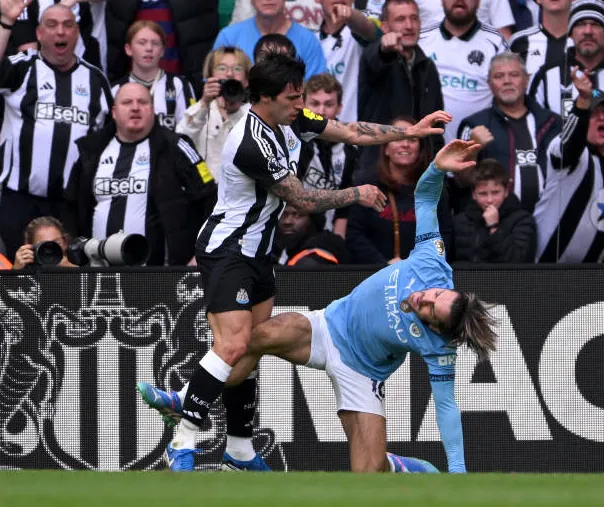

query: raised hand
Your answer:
[0,0,32,24]
[380,32,404,53]
[355,184,387,212]
[434,140,482,173]
[469,125,494,147]
[407,110,452,138]
[331,3,353,26]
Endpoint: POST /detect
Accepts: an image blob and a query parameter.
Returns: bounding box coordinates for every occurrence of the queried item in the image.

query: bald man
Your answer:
[63,82,217,265]
[0,1,113,260]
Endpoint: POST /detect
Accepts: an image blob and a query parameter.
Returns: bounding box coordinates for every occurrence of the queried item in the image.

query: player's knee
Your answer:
[214,337,250,365]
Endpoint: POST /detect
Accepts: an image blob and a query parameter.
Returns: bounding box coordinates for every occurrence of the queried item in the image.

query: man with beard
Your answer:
[530,0,604,119]
[458,52,561,214]
[419,0,507,143]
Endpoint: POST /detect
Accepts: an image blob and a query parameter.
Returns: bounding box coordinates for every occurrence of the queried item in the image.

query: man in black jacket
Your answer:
[63,83,217,265]
[105,0,219,87]
[458,52,562,214]
[452,158,536,263]
[357,0,444,176]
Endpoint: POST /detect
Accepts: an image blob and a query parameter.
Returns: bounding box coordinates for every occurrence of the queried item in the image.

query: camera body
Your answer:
[67,232,150,267]
[33,241,63,265]
[218,79,246,103]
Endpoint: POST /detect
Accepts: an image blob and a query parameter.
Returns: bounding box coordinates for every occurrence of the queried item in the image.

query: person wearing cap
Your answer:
[529,0,604,119]
[533,68,604,263]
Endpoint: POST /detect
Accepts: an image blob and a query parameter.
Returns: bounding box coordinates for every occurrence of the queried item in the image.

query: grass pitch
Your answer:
[0,471,603,507]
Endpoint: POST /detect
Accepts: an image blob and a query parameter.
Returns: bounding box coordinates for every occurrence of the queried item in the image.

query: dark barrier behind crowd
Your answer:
[0,265,602,472]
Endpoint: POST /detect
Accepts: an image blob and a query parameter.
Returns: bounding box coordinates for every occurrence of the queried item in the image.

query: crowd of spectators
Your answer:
[0,0,602,268]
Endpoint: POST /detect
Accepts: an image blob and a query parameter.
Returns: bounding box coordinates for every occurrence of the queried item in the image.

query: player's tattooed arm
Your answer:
[317,110,451,145]
[270,174,386,213]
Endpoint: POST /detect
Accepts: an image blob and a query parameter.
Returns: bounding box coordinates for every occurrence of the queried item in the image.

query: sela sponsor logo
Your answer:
[440,74,478,91]
[328,61,345,76]
[516,149,537,166]
[94,177,148,196]
[36,102,90,125]
[158,113,175,130]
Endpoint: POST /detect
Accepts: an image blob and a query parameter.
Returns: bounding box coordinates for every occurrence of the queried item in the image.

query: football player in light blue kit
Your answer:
[225,138,498,473]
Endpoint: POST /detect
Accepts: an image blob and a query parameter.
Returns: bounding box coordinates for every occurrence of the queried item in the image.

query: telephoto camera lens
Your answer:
[33,241,63,265]
[219,79,246,103]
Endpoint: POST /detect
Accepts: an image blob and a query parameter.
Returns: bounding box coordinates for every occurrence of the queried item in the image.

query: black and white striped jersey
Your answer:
[0,52,112,198]
[529,48,604,119]
[111,72,196,131]
[197,108,328,258]
[509,25,573,87]
[533,107,604,263]
[92,137,151,239]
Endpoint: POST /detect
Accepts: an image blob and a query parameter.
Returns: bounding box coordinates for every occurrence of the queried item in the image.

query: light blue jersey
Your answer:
[325,162,466,472]
[213,18,327,81]
[326,163,456,382]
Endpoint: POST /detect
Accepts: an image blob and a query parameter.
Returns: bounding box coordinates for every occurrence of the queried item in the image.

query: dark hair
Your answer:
[303,73,343,105]
[471,158,509,188]
[248,54,305,104]
[442,292,498,363]
[381,0,418,21]
[253,33,297,62]
[376,116,433,191]
[24,216,69,245]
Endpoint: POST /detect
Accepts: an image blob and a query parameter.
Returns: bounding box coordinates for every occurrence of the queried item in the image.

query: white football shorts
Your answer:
[304,309,385,417]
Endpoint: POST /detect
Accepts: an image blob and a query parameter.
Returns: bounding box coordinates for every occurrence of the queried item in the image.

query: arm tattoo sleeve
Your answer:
[324,119,409,144]
[270,174,358,214]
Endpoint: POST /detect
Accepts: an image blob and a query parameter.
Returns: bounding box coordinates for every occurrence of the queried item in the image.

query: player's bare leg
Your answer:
[339,411,389,472]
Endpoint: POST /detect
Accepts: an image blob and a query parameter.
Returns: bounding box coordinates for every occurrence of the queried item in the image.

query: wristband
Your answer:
[0,20,14,30]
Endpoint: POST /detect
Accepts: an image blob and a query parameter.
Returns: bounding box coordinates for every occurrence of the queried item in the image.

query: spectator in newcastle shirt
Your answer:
[63,83,217,265]
[111,20,196,131]
[0,1,112,261]
[458,52,561,214]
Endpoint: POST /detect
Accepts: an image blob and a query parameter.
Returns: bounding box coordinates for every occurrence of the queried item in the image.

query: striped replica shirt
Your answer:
[197,108,328,258]
[529,48,604,119]
[509,25,573,88]
[111,71,195,130]
[0,52,112,198]
[419,21,507,143]
[533,106,604,263]
[92,137,151,239]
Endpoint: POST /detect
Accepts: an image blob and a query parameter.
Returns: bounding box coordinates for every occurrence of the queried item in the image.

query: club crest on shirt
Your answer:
[433,239,445,256]
[467,50,485,66]
[286,134,299,152]
[236,288,249,305]
[75,84,89,97]
[590,189,604,231]
[135,152,150,166]
[409,323,422,338]
[302,108,323,121]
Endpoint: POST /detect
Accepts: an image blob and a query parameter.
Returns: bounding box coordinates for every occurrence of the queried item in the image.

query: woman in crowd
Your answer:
[13,216,75,270]
[346,117,453,264]
[176,46,252,183]
[111,20,196,131]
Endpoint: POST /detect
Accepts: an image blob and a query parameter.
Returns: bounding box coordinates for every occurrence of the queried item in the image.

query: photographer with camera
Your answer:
[63,82,217,266]
[176,46,252,183]
[12,216,75,270]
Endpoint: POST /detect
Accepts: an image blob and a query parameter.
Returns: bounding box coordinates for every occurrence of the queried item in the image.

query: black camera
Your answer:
[67,232,150,267]
[219,79,246,103]
[33,240,63,265]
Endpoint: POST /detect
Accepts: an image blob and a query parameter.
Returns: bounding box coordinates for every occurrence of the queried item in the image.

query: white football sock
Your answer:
[225,435,255,461]
[171,419,198,449]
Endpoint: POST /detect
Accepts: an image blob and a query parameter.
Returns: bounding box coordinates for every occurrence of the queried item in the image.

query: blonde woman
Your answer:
[176,46,252,183]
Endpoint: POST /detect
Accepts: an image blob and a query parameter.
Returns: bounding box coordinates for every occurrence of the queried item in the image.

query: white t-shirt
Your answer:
[419,22,507,143]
